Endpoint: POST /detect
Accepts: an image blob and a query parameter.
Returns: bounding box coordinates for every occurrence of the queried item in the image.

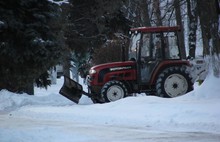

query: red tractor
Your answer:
[60,26,200,103]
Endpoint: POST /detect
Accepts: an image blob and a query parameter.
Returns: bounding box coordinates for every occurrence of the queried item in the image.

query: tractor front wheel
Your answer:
[101,80,128,103]
[156,66,193,98]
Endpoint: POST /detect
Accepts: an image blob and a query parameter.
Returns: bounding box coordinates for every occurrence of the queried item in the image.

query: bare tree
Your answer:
[122,0,151,27]
[92,40,123,64]
[197,0,220,77]
[140,0,151,26]
[186,0,198,58]
[174,0,186,58]
[152,0,163,26]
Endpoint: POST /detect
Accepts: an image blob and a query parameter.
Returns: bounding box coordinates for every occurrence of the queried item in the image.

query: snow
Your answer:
[1,73,220,141]
[48,0,69,6]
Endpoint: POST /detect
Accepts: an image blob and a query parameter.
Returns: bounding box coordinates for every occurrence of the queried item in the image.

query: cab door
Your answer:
[138,33,160,84]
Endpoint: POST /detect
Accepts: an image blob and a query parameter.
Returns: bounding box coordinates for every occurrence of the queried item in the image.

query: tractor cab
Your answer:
[129,26,181,61]
[129,26,182,84]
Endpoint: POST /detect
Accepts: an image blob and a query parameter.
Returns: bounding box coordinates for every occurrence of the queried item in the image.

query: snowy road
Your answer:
[0,114,220,142]
[1,114,220,142]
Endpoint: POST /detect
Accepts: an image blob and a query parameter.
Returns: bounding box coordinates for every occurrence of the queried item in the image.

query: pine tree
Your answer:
[0,0,66,94]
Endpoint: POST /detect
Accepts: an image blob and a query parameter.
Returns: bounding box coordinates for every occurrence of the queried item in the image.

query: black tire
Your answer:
[156,66,193,98]
[101,80,128,102]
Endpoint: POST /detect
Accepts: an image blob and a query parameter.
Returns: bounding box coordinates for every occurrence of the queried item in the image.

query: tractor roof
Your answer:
[130,26,181,33]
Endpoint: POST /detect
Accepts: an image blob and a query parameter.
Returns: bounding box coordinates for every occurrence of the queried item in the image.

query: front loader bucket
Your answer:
[59,76,83,103]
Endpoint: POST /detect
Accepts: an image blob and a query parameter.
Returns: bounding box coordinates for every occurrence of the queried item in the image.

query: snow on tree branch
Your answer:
[48,0,69,6]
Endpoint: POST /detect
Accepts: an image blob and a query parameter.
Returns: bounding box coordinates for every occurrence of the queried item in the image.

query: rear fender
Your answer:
[150,60,190,84]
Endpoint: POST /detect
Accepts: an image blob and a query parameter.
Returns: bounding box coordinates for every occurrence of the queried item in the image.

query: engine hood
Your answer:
[90,61,136,73]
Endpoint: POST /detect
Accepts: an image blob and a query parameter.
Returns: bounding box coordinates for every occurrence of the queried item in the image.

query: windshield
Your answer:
[164,32,180,59]
[128,33,141,60]
[141,33,151,58]
[142,32,180,60]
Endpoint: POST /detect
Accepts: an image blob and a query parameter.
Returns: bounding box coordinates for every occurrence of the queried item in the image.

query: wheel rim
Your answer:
[107,85,124,102]
[164,74,188,97]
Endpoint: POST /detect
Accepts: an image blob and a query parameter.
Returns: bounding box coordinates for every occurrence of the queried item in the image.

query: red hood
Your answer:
[91,61,136,72]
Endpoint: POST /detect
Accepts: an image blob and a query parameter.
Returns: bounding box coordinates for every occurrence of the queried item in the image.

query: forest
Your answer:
[0,0,219,94]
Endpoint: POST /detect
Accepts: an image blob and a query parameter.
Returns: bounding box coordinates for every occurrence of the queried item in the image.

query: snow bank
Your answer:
[1,75,220,133]
[184,72,220,100]
[0,89,73,113]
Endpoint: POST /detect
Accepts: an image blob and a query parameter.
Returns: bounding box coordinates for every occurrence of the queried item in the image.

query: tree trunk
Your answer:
[23,82,34,95]
[197,1,211,56]
[140,0,151,26]
[197,0,220,77]
[63,52,71,78]
[174,0,186,59]
[187,0,198,58]
[153,0,163,26]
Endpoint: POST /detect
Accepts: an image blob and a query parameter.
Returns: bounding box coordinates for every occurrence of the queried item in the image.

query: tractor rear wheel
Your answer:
[156,66,193,98]
[101,80,128,102]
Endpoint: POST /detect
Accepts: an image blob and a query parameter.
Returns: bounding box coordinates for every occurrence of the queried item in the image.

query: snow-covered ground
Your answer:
[0,73,220,142]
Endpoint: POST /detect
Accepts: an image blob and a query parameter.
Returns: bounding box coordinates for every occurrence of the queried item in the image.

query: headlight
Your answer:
[89,69,96,74]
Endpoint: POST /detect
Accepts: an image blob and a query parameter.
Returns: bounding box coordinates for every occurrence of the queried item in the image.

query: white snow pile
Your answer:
[48,0,69,5]
[0,90,73,112]
[0,73,220,134]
